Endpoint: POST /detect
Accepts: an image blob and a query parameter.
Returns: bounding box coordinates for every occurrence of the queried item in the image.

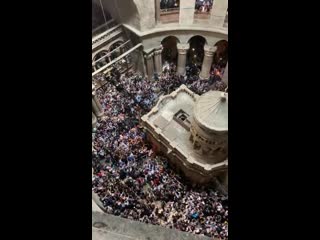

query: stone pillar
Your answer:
[210,0,228,28]
[93,93,103,112]
[199,45,216,79]
[144,53,155,80]
[222,62,228,85]
[179,0,195,25]
[155,0,161,23]
[154,46,163,74]
[222,171,228,188]
[92,90,104,118]
[92,112,97,128]
[176,43,189,76]
[139,50,148,77]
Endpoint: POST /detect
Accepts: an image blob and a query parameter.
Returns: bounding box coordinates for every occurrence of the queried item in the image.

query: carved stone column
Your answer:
[153,46,163,74]
[92,86,104,118]
[93,93,103,113]
[155,0,161,23]
[144,53,155,80]
[199,45,216,79]
[176,43,190,76]
[140,50,147,77]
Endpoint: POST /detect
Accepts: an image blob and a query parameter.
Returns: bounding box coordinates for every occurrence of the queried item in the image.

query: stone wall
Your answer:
[179,0,195,25]
[98,0,228,33]
[130,49,145,75]
[134,0,156,31]
[92,0,105,30]
[140,29,227,52]
[100,0,141,30]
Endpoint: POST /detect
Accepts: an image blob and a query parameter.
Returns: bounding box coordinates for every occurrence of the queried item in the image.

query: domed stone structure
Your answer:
[141,85,228,192]
[190,91,228,164]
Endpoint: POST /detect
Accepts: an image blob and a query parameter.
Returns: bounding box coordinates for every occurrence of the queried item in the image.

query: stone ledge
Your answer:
[92,211,214,240]
[122,23,228,38]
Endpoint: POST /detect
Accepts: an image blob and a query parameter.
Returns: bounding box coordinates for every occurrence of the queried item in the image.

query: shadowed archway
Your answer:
[161,36,180,65]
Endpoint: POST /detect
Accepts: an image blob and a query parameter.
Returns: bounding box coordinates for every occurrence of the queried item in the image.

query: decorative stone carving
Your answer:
[141,85,228,188]
[190,91,228,163]
[176,43,190,75]
[153,45,163,74]
[92,84,104,118]
[199,45,216,79]
[144,52,155,80]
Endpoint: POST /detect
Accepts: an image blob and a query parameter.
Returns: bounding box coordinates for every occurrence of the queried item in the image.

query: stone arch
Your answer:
[108,40,125,60]
[105,38,125,52]
[187,35,207,67]
[161,35,180,65]
[213,39,228,68]
[187,35,208,45]
[161,35,180,44]
[91,37,125,61]
[93,50,108,62]
[92,50,110,69]
[108,40,125,52]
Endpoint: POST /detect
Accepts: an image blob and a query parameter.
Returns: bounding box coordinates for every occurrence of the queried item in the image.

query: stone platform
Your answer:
[92,211,213,240]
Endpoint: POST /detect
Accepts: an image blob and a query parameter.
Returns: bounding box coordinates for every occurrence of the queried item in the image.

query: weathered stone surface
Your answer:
[92,211,212,240]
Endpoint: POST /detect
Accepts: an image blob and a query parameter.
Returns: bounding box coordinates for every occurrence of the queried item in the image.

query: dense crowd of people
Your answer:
[160,0,180,10]
[92,64,228,239]
[195,0,213,13]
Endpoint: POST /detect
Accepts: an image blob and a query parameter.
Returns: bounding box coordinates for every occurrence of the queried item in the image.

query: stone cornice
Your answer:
[122,23,228,38]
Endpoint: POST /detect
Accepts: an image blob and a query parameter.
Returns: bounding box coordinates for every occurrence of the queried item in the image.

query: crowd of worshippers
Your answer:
[92,64,228,239]
[195,0,213,13]
[160,0,179,10]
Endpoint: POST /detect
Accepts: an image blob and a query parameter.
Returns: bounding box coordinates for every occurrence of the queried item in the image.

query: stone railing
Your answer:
[92,43,143,76]
[92,24,123,49]
[92,40,132,66]
[160,7,180,14]
[92,19,116,37]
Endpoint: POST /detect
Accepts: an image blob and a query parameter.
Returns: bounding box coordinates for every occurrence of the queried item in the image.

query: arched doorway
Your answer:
[213,40,228,68]
[187,35,206,70]
[94,50,110,69]
[161,36,179,66]
[109,41,124,60]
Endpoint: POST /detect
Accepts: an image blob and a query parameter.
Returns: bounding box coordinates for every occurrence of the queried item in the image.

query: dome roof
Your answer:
[193,91,228,132]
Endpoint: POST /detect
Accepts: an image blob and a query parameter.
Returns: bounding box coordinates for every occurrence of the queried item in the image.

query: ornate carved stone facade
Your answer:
[190,91,228,163]
[141,85,228,190]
